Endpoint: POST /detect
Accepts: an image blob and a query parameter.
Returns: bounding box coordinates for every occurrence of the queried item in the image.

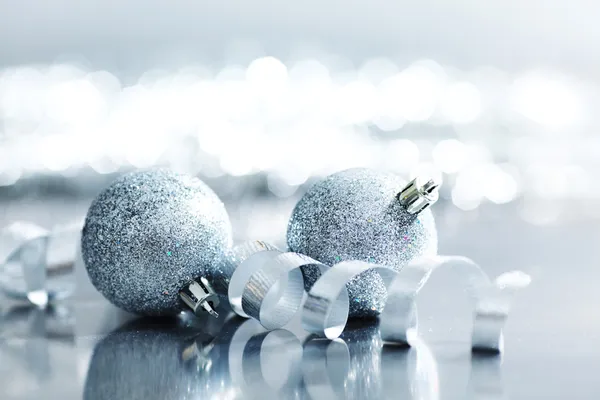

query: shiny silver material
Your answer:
[301,261,398,339]
[472,270,532,352]
[0,221,80,306]
[228,246,530,351]
[179,277,220,318]
[228,241,282,318]
[398,176,440,214]
[231,240,279,265]
[241,252,328,330]
[379,255,531,353]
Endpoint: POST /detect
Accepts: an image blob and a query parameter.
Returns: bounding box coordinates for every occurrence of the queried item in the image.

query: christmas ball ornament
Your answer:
[287,168,439,318]
[81,169,232,317]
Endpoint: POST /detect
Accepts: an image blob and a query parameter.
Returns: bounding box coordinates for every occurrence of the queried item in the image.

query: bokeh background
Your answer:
[1,2,600,399]
[2,0,600,232]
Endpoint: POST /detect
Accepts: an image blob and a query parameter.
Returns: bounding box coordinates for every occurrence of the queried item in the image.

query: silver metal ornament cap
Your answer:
[179,277,220,318]
[398,176,440,214]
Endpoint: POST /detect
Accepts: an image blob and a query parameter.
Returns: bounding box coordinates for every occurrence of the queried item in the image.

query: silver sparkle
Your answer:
[287,168,438,318]
[81,169,232,316]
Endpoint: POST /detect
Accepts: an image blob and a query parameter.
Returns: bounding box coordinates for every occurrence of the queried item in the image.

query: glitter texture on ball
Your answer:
[287,168,438,318]
[81,169,233,316]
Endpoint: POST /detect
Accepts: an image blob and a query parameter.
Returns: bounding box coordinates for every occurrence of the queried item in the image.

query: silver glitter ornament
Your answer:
[81,169,232,317]
[287,168,439,318]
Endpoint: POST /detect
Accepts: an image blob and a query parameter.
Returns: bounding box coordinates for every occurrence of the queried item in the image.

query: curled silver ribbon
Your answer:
[241,252,328,330]
[228,241,281,318]
[301,261,398,339]
[228,243,531,352]
[380,256,531,352]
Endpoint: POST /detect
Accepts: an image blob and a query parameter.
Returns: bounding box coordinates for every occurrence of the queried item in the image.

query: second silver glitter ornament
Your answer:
[287,168,440,318]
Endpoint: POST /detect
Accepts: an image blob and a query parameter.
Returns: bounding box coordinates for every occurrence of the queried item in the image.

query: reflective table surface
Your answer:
[1,199,599,399]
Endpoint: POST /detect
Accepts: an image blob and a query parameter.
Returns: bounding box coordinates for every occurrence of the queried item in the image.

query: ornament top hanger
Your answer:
[398,176,440,215]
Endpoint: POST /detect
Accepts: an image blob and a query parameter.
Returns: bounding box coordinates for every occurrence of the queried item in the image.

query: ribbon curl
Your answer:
[228,241,531,353]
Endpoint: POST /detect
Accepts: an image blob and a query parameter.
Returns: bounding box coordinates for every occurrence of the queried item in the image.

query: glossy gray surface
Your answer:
[1,199,599,399]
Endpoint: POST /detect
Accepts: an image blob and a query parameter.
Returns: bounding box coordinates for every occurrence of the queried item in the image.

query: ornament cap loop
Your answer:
[179,277,220,318]
[398,176,440,214]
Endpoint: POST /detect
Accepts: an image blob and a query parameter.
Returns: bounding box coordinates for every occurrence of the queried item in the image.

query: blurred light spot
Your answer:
[562,165,590,198]
[0,168,21,187]
[385,139,420,173]
[452,169,484,210]
[464,143,492,165]
[215,66,246,82]
[336,80,377,124]
[272,163,310,187]
[440,82,482,124]
[125,138,166,168]
[432,139,467,174]
[267,173,300,198]
[217,130,258,177]
[526,164,568,199]
[372,115,406,132]
[225,39,266,65]
[288,59,330,85]
[197,120,234,156]
[39,135,77,172]
[410,162,443,185]
[246,56,288,95]
[358,58,399,85]
[47,63,87,81]
[511,73,583,128]
[219,154,254,176]
[519,197,561,225]
[378,61,445,122]
[45,78,107,126]
[0,67,45,122]
[481,164,519,204]
[0,146,21,186]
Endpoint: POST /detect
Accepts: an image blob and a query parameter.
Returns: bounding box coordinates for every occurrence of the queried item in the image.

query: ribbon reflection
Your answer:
[0,305,75,399]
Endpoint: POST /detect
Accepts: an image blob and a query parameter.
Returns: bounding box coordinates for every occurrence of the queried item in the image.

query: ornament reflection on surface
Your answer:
[82,309,511,400]
[83,318,217,400]
[341,324,384,400]
[0,221,80,306]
